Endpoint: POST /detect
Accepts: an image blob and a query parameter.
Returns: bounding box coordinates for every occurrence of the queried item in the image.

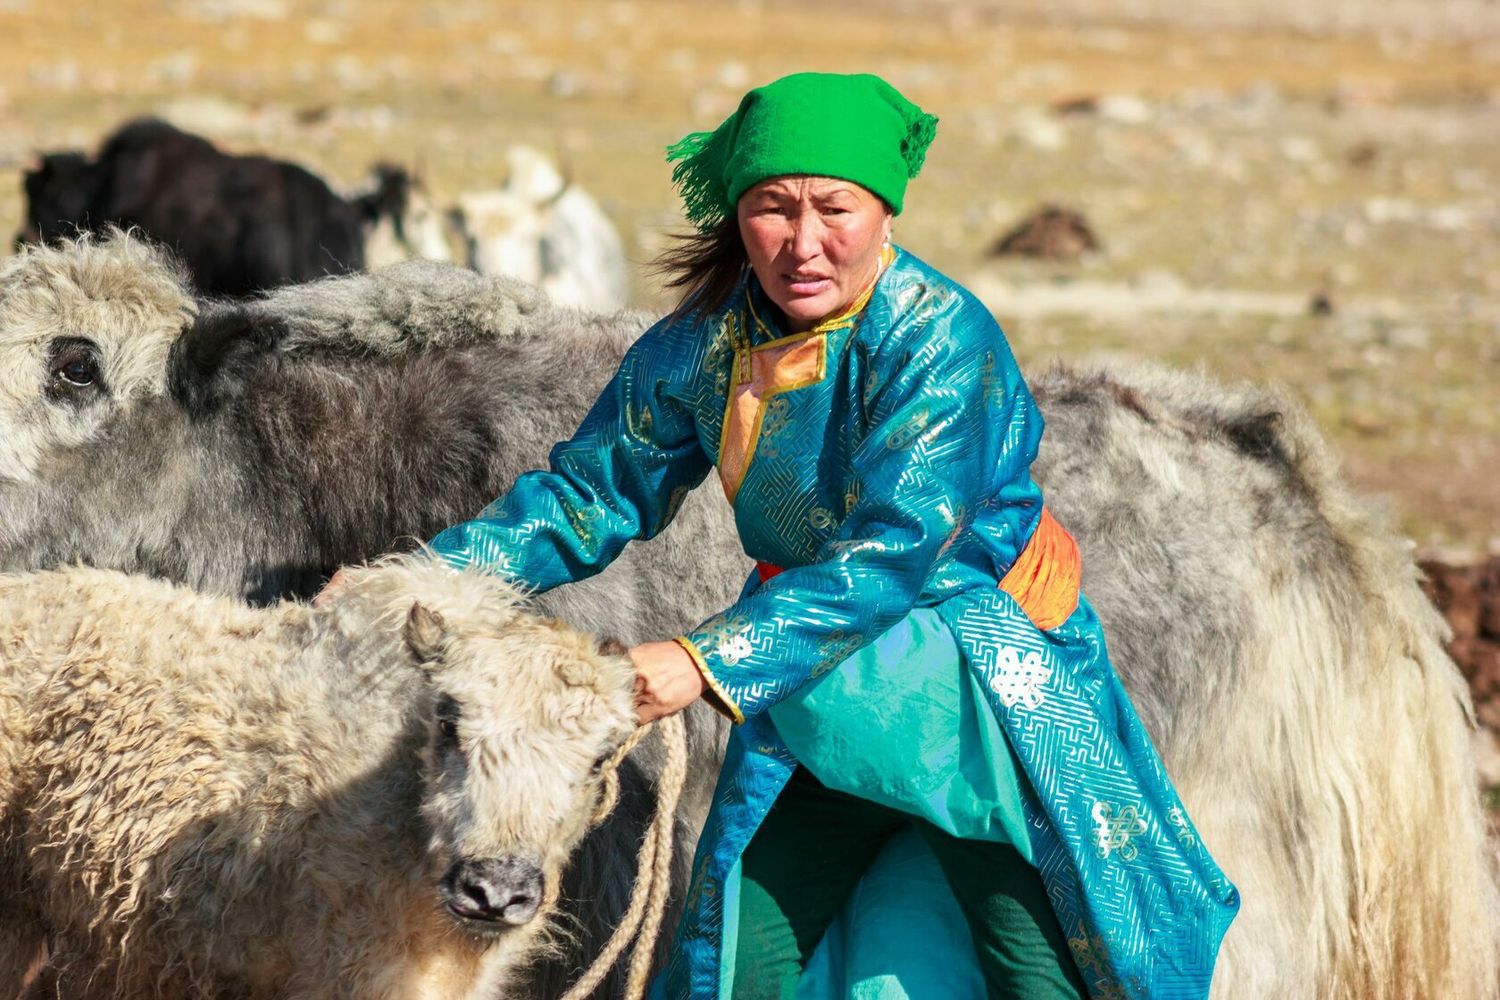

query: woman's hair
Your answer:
[650,217,747,320]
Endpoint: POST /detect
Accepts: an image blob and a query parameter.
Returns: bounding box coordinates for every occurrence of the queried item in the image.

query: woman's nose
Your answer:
[787,213,823,261]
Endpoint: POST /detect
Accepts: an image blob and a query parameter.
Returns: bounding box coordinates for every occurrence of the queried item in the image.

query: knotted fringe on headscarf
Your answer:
[900,109,939,179]
[666,126,733,232]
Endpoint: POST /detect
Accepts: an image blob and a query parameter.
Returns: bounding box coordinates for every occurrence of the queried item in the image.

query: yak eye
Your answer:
[59,360,95,386]
[46,338,104,401]
[435,695,461,746]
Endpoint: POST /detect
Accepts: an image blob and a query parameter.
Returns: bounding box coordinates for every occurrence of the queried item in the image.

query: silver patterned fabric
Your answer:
[428,248,1239,998]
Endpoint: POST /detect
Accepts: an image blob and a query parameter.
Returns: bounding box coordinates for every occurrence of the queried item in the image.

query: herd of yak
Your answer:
[16,118,629,310]
[0,118,1497,1000]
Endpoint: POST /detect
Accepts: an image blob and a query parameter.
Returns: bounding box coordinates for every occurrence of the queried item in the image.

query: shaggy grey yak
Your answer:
[0,233,741,999]
[0,555,640,998]
[0,233,1495,997]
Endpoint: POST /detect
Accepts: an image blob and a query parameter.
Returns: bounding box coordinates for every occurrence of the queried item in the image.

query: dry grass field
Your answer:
[1,0,1495,550]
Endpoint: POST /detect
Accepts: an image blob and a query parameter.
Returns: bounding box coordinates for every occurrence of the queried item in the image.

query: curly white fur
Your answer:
[0,231,194,485]
[0,554,637,999]
[1031,363,1500,999]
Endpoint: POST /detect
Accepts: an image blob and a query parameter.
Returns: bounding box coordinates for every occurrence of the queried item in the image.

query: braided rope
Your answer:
[560,711,689,1000]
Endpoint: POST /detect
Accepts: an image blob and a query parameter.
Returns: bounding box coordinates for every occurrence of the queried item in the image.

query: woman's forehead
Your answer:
[743,175,874,201]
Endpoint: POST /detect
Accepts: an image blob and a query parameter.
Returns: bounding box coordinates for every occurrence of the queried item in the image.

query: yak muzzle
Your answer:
[440,857,544,929]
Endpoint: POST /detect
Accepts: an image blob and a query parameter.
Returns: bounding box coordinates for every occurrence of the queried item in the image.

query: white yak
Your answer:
[0,555,643,999]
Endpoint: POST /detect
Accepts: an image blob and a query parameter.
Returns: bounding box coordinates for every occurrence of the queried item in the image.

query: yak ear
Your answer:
[168,303,291,414]
[404,602,448,664]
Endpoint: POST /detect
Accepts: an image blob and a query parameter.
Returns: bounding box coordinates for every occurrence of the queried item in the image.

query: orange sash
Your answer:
[997,508,1080,631]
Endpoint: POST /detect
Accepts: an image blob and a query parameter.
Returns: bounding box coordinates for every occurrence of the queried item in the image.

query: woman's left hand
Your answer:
[630,640,707,725]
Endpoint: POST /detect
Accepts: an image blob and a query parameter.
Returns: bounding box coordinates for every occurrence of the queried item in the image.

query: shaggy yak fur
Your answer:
[0,232,1495,998]
[0,555,639,999]
[16,118,374,297]
[0,233,741,999]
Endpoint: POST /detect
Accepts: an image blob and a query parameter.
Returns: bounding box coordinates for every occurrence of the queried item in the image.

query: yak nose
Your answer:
[441,857,543,926]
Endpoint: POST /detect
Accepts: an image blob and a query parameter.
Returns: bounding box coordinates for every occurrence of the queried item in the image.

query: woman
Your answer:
[427,72,1238,999]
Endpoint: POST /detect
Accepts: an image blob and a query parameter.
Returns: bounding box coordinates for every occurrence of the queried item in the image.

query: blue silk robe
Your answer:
[429,248,1239,999]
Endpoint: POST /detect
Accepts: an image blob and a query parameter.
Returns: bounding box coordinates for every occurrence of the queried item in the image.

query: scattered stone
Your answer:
[546,71,580,98]
[1309,290,1336,316]
[991,206,1100,260]
[1097,94,1153,125]
[332,55,374,91]
[1279,135,1320,163]
[1050,94,1099,116]
[1343,408,1391,436]
[303,19,346,45]
[295,104,333,126]
[155,95,261,136]
[1134,268,1186,295]
[487,33,524,56]
[28,59,81,92]
[148,50,199,87]
[173,0,287,20]
[1387,325,1432,350]
[1347,141,1380,168]
[1011,109,1066,151]
[1364,196,1421,225]
[1427,204,1475,231]
[715,60,750,90]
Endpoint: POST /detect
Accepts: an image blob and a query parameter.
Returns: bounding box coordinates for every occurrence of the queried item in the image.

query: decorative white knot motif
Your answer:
[989,647,1051,709]
[1166,806,1196,849]
[1092,801,1148,862]
[716,635,753,666]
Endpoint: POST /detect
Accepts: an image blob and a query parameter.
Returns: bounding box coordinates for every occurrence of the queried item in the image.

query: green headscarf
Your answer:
[666,72,938,231]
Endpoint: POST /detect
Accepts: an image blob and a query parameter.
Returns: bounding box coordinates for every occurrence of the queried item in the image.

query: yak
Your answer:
[446,145,630,312]
[0,232,739,999]
[0,554,648,998]
[15,119,440,297]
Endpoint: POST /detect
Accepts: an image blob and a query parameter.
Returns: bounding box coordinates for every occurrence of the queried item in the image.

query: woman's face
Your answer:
[736,176,893,333]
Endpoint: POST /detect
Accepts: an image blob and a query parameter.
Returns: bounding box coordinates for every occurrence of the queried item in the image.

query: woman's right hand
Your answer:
[630,640,708,726]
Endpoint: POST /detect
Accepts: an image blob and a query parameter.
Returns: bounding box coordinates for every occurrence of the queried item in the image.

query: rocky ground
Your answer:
[1424,556,1500,793]
[2,0,1496,772]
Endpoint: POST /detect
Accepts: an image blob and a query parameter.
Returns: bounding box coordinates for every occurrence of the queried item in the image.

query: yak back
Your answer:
[23,118,368,297]
[168,262,656,600]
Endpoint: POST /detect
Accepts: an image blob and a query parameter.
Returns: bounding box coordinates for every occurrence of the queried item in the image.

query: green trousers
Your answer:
[734,768,1089,1000]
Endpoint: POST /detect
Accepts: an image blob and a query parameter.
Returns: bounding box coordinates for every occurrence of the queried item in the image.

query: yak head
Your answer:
[446,145,572,284]
[335,555,638,941]
[0,230,194,486]
[15,151,104,247]
[358,162,457,269]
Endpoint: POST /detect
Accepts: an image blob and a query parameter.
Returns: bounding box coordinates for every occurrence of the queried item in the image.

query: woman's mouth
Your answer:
[784,273,832,296]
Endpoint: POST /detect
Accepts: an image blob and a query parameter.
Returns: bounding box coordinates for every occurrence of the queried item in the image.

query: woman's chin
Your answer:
[776,293,841,330]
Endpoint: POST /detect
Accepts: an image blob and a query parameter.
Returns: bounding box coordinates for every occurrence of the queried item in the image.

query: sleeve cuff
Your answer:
[673,636,745,725]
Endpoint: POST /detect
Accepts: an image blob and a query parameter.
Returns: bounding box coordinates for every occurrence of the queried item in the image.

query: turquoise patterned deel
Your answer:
[428,248,1240,999]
